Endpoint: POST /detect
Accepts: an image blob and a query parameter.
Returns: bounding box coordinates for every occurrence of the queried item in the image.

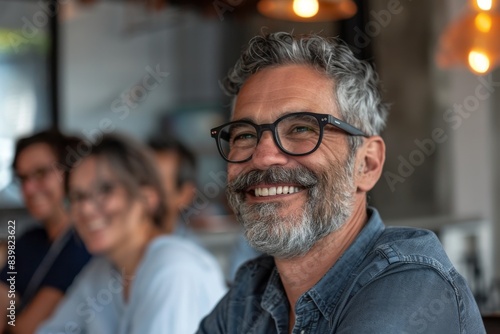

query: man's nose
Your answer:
[21,178,39,196]
[250,131,289,168]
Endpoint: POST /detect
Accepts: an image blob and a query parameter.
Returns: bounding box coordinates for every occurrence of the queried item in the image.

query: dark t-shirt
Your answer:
[0,226,91,304]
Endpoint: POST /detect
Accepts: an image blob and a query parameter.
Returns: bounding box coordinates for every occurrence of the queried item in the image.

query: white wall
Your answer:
[60,2,227,140]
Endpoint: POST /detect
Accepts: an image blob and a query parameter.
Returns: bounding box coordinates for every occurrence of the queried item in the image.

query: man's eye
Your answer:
[68,192,85,203]
[33,170,45,179]
[291,126,313,133]
[233,133,256,141]
[33,168,51,180]
[16,174,27,183]
[97,183,115,195]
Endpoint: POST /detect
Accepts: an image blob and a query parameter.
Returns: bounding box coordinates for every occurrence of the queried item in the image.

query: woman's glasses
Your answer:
[67,181,118,209]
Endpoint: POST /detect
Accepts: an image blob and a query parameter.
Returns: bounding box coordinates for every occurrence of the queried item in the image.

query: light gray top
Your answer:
[37,235,227,334]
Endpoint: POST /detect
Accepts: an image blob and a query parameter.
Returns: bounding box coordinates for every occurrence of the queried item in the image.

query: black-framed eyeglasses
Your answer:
[210,112,368,163]
[15,165,57,185]
[67,181,119,209]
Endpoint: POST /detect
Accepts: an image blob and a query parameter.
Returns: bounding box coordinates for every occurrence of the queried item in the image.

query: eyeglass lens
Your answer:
[16,166,55,184]
[219,113,322,162]
[67,181,117,208]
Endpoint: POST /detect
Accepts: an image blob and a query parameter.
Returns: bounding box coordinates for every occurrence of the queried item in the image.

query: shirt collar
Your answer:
[305,207,385,321]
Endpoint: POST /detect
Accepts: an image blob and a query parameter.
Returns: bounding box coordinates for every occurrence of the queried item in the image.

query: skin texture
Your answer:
[0,143,69,334]
[227,64,386,332]
[68,156,161,300]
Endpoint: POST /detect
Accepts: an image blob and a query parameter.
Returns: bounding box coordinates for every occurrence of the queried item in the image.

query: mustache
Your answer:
[227,166,318,193]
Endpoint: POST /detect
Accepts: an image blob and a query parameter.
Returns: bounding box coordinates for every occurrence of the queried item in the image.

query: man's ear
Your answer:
[175,182,196,210]
[140,186,160,217]
[356,136,386,193]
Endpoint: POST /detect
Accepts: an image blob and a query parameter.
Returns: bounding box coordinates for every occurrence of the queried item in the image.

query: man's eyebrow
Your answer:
[233,111,313,123]
[232,117,255,122]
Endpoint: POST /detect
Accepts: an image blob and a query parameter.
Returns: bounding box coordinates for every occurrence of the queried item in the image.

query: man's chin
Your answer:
[244,230,315,259]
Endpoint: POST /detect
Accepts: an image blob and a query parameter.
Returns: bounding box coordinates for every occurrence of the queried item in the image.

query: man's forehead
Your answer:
[16,143,57,169]
[240,64,333,90]
[232,65,338,122]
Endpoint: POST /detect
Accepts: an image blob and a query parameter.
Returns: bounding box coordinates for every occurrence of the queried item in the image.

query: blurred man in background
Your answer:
[0,130,91,334]
[148,135,199,238]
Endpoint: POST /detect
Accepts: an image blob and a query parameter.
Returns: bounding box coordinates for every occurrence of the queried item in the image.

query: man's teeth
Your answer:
[29,194,46,204]
[254,186,300,197]
[88,220,107,231]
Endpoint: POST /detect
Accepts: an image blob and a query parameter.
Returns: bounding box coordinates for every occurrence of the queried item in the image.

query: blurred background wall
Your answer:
[1,0,499,313]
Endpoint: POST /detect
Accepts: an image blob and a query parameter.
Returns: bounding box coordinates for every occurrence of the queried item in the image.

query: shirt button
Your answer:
[300,331,305,334]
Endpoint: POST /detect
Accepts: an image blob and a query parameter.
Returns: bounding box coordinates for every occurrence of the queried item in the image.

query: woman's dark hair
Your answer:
[66,133,167,227]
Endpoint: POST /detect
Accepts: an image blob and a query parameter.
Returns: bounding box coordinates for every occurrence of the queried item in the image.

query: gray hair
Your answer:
[222,31,388,151]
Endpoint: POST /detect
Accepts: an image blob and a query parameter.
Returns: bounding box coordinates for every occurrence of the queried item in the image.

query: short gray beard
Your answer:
[227,155,356,259]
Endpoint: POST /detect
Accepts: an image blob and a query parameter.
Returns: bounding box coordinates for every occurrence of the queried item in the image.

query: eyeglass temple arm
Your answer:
[328,116,368,137]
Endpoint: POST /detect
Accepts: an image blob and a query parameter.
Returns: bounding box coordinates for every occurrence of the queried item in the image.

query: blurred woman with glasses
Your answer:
[36,133,226,334]
[0,130,91,334]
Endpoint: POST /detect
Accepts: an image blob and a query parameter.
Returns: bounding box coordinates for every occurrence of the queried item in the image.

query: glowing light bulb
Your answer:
[293,0,319,18]
[476,0,493,11]
[475,13,492,32]
[468,50,490,73]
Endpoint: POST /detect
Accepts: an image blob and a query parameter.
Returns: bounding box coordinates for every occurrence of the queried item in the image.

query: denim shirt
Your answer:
[197,208,485,334]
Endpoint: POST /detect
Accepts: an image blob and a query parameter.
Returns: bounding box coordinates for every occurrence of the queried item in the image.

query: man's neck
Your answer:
[275,202,368,328]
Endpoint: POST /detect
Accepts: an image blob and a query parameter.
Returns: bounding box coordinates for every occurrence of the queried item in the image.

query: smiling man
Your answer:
[0,130,91,334]
[197,32,485,333]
